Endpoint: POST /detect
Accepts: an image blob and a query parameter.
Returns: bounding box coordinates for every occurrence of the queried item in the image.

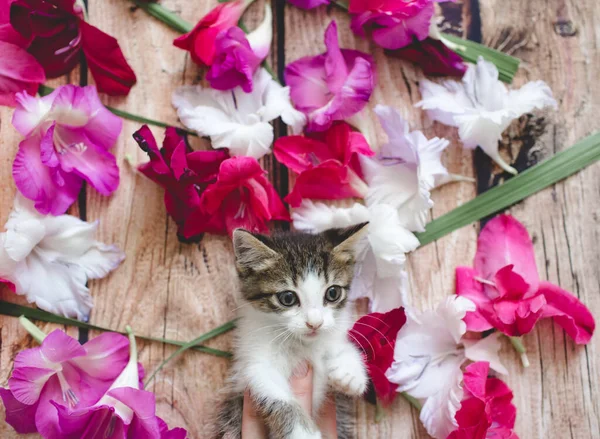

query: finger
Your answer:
[241,390,267,439]
[289,361,313,414]
[317,395,338,439]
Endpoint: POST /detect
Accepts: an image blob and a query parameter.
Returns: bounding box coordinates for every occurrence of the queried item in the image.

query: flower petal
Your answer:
[463,332,509,376]
[80,21,137,96]
[0,388,39,434]
[474,215,540,293]
[0,41,45,106]
[455,267,494,332]
[12,89,57,137]
[372,2,434,50]
[538,281,595,344]
[292,200,370,233]
[108,387,161,438]
[71,332,130,380]
[287,0,329,9]
[391,37,467,78]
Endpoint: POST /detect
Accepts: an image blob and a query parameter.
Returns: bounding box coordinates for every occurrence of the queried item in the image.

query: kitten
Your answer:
[213,225,369,439]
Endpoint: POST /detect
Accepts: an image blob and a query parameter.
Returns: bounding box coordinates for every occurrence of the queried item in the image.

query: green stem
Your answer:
[375,399,385,422]
[126,325,138,364]
[401,392,422,411]
[19,316,47,344]
[508,336,530,368]
[0,301,233,358]
[38,85,197,135]
[144,319,236,387]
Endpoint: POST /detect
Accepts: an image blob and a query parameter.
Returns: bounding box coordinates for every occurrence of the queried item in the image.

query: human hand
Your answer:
[241,362,338,439]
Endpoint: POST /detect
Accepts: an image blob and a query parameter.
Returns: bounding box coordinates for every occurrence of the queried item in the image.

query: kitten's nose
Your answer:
[305,321,323,330]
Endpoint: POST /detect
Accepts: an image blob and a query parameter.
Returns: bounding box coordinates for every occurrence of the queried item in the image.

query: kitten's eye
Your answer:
[277,291,299,307]
[325,285,342,303]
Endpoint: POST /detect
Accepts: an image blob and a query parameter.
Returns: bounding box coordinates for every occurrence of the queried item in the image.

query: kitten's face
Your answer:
[233,225,367,340]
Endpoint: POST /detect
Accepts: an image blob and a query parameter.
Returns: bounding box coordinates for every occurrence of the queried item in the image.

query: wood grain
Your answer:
[0,0,598,438]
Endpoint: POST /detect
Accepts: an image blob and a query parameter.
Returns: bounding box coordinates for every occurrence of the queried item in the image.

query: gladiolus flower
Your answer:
[12,85,122,214]
[134,125,230,241]
[349,307,407,405]
[0,194,125,320]
[390,37,467,77]
[284,21,376,132]
[0,328,130,436]
[417,57,557,174]
[274,122,373,207]
[447,362,519,439]
[173,68,305,159]
[190,156,290,237]
[456,215,595,344]
[0,41,45,106]
[361,105,452,233]
[173,0,249,67]
[206,5,273,92]
[9,0,137,95]
[387,296,508,439]
[349,0,434,50]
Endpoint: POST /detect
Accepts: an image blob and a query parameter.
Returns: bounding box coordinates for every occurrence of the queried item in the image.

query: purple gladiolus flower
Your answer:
[0,329,130,436]
[284,21,376,132]
[12,84,122,215]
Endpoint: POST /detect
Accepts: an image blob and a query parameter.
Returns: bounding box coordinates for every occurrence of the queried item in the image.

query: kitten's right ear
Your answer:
[232,229,279,271]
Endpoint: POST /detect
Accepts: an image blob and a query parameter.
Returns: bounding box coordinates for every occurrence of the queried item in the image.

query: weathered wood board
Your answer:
[0,0,598,438]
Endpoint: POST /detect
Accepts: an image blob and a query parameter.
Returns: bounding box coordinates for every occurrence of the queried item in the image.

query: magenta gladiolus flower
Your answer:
[284,21,376,132]
[206,27,262,92]
[274,122,373,207]
[9,0,137,95]
[12,84,122,215]
[349,0,434,50]
[0,40,46,106]
[447,362,519,439]
[174,0,246,67]
[0,329,130,436]
[456,215,595,343]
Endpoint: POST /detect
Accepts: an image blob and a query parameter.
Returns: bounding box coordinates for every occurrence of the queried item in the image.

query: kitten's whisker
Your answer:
[230,301,254,312]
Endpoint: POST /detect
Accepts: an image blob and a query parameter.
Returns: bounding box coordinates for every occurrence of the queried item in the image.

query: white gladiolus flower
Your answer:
[417,57,557,174]
[0,195,124,320]
[172,68,306,160]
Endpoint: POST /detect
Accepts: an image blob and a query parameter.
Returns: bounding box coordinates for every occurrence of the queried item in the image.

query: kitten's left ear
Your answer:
[326,222,369,262]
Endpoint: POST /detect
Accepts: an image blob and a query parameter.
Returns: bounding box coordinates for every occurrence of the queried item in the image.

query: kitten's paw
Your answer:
[327,351,368,396]
[288,426,322,439]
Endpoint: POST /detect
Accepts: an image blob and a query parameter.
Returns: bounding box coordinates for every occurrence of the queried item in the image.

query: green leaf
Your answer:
[38,85,197,136]
[0,300,234,358]
[416,132,600,245]
[440,33,520,83]
[145,320,235,387]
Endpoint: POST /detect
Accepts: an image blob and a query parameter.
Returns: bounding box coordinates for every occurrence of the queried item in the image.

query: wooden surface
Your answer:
[1,0,599,438]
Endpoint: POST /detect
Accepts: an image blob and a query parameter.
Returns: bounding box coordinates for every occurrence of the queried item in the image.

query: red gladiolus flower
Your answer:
[191,156,290,237]
[456,215,595,344]
[349,307,407,405]
[134,125,230,241]
[9,0,136,95]
[274,122,373,207]
[447,362,518,439]
[173,1,245,67]
[390,37,467,77]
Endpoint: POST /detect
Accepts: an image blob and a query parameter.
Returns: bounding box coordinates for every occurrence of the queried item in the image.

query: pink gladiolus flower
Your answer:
[390,37,467,77]
[456,215,595,343]
[447,362,518,439]
[287,0,329,9]
[349,307,407,406]
[192,156,290,237]
[349,0,434,50]
[284,21,376,132]
[12,85,122,215]
[0,329,130,436]
[174,1,245,67]
[134,125,230,241]
[274,122,373,207]
[9,0,137,95]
